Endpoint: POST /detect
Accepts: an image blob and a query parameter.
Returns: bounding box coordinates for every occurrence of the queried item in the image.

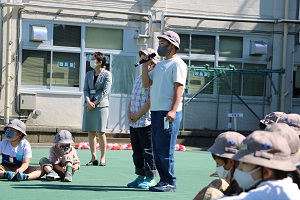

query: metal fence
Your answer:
[181,65,284,131]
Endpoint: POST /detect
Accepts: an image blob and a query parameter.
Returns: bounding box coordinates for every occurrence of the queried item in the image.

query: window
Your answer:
[218,62,242,96]
[178,34,189,54]
[220,36,243,58]
[178,33,267,97]
[243,64,266,96]
[22,22,130,91]
[185,60,214,95]
[53,25,81,47]
[191,35,215,54]
[218,63,266,96]
[22,50,80,87]
[85,53,135,95]
[52,52,80,87]
[22,50,50,86]
[178,34,215,54]
[293,66,300,98]
[110,55,135,94]
[86,27,123,50]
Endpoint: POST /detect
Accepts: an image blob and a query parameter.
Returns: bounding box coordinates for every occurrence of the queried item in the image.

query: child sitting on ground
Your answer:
[265,123,300,166]
[0,119,43,181]
[218,130,300,200]
[259,111,287,130]
[39,130,80,182]
[193,131,245,200]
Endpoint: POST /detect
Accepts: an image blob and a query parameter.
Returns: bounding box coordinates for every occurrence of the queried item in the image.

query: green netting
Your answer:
[186,64,237,96]
[183,64,285,131]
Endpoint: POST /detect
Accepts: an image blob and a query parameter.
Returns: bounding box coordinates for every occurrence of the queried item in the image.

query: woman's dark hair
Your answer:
[274,169,300,189]
[94,52,106,68]
[211,154,229,164]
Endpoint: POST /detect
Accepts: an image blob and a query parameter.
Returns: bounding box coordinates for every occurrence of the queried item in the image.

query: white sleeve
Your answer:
[216,191,263,200]
[22,140,32,159]
[173,62,187,86]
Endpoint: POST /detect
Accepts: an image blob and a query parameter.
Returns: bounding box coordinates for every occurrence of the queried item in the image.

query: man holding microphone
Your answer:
[141,31,187,192]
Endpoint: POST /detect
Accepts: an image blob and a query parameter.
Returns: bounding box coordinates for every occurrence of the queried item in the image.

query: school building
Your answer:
[0,0,300,137]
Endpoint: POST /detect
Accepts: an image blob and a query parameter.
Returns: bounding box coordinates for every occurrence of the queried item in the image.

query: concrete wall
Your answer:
[1,0,300,132]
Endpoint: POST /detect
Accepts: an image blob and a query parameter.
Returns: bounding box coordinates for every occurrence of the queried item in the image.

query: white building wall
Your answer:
[0,0,299,131]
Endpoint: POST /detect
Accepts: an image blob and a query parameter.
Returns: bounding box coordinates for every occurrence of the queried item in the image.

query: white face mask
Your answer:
[234,167,262,190]
[89,60,97,69]
[216,165,232,180]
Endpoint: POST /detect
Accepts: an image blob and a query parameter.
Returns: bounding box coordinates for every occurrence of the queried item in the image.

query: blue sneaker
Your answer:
[138,177,157,189]
[15,172,29,181]
[4,171,16,181]
[127,176,145,188]
[149,182,176,192]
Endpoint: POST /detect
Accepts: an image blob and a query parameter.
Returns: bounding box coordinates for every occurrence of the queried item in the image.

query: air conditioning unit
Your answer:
[250,41,267,56]
[30,25,48,42]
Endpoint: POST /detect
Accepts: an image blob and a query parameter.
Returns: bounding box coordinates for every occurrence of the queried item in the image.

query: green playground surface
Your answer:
[1,148,215,200]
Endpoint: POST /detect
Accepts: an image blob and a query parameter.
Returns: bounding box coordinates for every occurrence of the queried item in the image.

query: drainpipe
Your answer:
[4,0,12,124]
[280,0,289,111]
[0,8,2,89]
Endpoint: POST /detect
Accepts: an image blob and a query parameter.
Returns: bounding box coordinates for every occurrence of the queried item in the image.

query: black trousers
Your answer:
[130,125,157,178]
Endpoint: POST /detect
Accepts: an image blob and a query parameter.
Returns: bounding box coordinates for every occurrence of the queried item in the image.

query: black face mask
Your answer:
[59,145,71,152]
[157,43,172,57]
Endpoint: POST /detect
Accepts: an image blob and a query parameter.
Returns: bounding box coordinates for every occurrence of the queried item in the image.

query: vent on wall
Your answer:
[250,41,267,56]
[30,25,48,42]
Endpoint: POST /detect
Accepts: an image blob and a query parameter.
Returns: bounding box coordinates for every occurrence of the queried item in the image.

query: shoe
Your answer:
[46,171,60,181]
[99,162,106,166]
[4,171,16,181]
[138,177,157,189]
[63,172,72,182]
[149,182,176,192]
[127,176,145,188]
[86,160,98,166]
[15,172,29,181]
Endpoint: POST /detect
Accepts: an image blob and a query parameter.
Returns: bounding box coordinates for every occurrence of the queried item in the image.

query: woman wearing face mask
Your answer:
[193,131,245,200]
[39,130,80,182]
[0,119,43,181]
[82,52,112,166]
[218,130,300,200]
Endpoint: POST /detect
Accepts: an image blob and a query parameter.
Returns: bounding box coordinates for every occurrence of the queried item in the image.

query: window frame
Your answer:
[177,32,270,99]
[20,20,136,95]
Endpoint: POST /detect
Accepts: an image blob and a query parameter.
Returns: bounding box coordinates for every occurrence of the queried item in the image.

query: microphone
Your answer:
[134,53,157,67]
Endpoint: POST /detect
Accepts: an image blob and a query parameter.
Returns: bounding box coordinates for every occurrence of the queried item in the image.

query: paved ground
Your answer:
[1,148,215,200]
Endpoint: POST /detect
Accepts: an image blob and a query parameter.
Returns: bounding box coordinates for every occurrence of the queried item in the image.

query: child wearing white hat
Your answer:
[0,119,43,181]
